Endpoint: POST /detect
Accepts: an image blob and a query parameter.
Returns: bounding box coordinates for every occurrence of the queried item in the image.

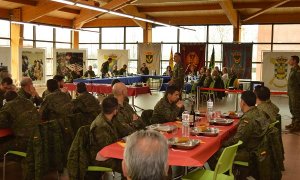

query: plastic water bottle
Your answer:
[207,98,214,121]
[182,111,190,137]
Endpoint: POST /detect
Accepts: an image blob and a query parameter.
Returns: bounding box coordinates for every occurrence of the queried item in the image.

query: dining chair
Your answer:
[182,140,243,180]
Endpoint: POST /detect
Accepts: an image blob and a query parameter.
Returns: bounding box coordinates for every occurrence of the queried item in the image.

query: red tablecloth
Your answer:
[0,128,13,138]
[98,119,239,167]
[64,83,151,97]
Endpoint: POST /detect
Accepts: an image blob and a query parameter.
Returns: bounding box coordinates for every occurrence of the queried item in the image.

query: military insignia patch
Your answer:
[274,57,288,80]
[145,51,154,64]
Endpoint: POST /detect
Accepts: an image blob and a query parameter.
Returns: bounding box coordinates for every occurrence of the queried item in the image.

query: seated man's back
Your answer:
[73,92,100,116]
[39,89,73,121]
[223,91,271,161]
[0,94,40,156]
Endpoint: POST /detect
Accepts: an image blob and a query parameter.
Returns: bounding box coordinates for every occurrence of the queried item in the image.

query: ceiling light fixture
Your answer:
[50,0,195,31]
[75,3,108,13]
[51,0,75,5]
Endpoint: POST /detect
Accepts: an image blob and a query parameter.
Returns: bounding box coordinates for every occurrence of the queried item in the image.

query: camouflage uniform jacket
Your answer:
[84,70,96,78]
[89,114,119,164]
[101,61,109,74]
[288,65,300,96]
[257,100,279,122]
[18,88,43,106]
[0,96,40,137]
[223,106,271,159]
[151,96,184,124]
[114,100,145,137]
[171,62,184,89]
[0,89,5,109]
[72,91,100,119]
[203,76,213,88]
[196,74,206,87]
[42,89,50,99]
[39,89,73,121]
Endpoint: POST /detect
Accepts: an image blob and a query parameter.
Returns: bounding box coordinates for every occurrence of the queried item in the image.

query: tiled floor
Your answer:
[0,91,298,179]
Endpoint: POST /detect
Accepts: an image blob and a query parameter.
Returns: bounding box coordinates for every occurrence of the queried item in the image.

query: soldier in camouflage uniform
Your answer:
[222,91,271,162]
[151,85,184,124]
[0,91,40,156]
[169,52,184,91]
[254,85,279,122]
[72,82,100,121]
[0,77,13,109]
[42,75,71,99]
[111,82,145,137]
[18,77,43,106]
[39,79,73,121]
[286,55,300,132]
[100,58,112,78]
[89,96,122,173]
[202,68,213,88]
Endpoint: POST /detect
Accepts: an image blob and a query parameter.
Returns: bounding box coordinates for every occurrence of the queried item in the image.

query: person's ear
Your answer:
[122,160,128,178]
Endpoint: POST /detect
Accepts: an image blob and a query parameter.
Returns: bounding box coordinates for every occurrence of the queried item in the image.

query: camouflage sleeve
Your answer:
[39,99,49,121]
[222,118,253,147]
[296,70,300,86]
[72,99,85,113]
[152,102,182,123]
[92,126,115,150]
[203,77,212,87]
[0,105,12,128]
[173,65,184,83]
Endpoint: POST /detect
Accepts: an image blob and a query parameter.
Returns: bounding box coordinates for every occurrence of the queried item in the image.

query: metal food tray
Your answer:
[168,138,200,150]
[146,124,177,133]
[209,118,234,126]
[190,127,219,137]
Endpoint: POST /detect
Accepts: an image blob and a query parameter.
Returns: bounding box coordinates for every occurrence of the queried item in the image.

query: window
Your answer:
[101,44,123,49]
[23,24,34,40]
[102,27,124,43]
[23,40,33,47]
[36,42,53,58]
[56,28,71,43]
[153,26,177,43]
[207,44,222,66]
[241,25,272,43]
[0,20,10,38]
[126,27,143,43]
[126,44,138,59]
[79,28,99,43]
[274,24,300,43]
[179,26,207,43]
[36,25,53,41]
[56,43,71,49]
[208,25,233,43]
[79,44,99,59]
[0,39,10,46]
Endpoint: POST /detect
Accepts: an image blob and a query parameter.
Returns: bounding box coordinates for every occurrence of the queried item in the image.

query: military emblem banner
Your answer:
[262,51,300,91]
[98,49,129,74]
[179,43,206,74]
[223,43,253,79]
[138,43,161,74]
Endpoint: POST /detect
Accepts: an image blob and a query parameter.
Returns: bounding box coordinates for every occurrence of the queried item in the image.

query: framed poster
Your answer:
[262,51,300,91]
[53,49,86,82]
[20,48,46,84]
[98,49,129,74]
[0,47,11,73]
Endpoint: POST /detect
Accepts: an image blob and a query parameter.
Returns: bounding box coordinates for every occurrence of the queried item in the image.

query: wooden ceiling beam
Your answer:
[83,18,137,27]
[120,5,147,29]
[219,0,238,28]
[243,0,291,22]
[243,12,300,24]
[137,1,300,13]
[59,7,81,15]
[22,0,68,22]
[0,8,10,19]
[73,0,135,29]
[33,15,73,27]
[2,0,37,6]
[138,4,221,12]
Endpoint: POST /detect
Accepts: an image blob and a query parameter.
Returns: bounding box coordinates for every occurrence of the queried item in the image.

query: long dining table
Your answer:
[64,83,151,111]
[97,119,239,167]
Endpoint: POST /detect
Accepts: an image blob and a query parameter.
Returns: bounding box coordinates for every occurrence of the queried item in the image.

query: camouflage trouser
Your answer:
[0,136,28,159]
[289,94,300,125]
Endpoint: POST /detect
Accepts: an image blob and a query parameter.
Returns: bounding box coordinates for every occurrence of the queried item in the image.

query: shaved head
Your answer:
[112,82,128,97]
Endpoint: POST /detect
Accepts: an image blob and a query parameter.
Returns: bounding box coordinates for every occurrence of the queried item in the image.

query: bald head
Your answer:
[112,82,127,97]
[20,77,33,87]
